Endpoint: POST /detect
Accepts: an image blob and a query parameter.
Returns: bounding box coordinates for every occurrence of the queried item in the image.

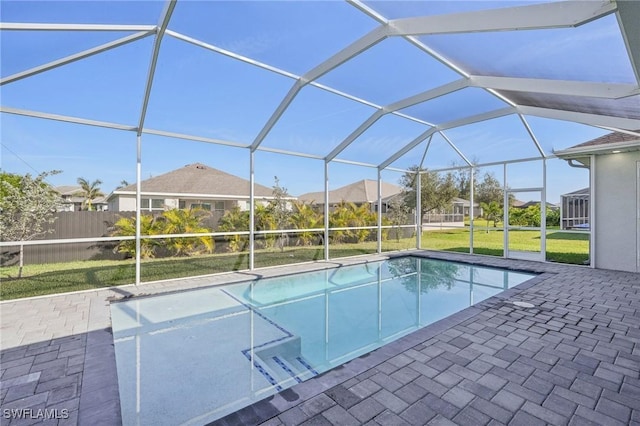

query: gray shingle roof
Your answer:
[555,129,640,159]
[298,179,402,204]
[114,163,273,197]
[54,185,83,196]
[569,129,640,149]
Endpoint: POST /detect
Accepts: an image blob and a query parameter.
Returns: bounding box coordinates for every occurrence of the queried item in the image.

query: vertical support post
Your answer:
[416,169,422,249]
[135,135,142,285]
[416,258,422,326]
[503,163,509,258]
[560,194,564,230]
[135,300,141,420]
[324,161,330,261]
[377,266,382,339]
[541,159,547,261]
[249,150,255,270]
[250,281,255,390]
[469,267,474,305]
[324,270,330,362]
[590,154,596,268]
[469,166,475,254]
[377,168,382,254]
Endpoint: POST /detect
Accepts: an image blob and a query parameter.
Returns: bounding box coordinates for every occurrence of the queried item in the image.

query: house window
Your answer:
[141,198,164,211]
[214,201,225,212]
[179,201,186,209]
[191,203,211,211]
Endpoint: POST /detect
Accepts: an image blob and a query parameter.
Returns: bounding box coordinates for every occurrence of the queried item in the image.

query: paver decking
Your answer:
[1,251,639,425]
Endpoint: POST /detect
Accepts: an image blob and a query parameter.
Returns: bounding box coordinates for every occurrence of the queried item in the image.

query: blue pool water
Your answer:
[111,256,535,425]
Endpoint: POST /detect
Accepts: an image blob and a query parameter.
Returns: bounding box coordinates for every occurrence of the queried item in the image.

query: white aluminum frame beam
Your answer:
[428,156,550,174]
[0,106,253,148]
[1,30,155,86]
[378,107,514,169]
[0,106,416,169]
[388,1,616,36]
[469,76,639,99]
[350,0,632,157]
[348,0,470,78]
[0,106,137,131]
[136,0,176,136]
[325,79,469,162]
[438,131,472,166]
[616,0,640,85]
[519,114,546,158]
[518,106,640,130]
[0,23,156,31]
[166,30,433,128]
[379,128,437,170]
[142,128,247,149]
[249,25,390,151]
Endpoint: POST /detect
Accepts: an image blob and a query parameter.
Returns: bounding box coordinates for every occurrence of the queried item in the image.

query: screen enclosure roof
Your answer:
[1,0,639,171]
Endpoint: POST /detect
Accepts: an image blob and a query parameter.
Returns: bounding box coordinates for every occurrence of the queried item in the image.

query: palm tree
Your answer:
[112,214,160,259]
[290,201,323,246]
[159,208,214,256]
[254,204,276,249]
[218,207,249,252]
[77,177,104,211]
[480,201,502,232]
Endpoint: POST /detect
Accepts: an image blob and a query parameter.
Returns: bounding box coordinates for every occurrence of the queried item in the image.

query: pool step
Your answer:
[250,337,318,391]
[262,354,318,384]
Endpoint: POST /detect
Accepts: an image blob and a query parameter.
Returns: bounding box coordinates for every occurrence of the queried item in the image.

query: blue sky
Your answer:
[1,0,631,203]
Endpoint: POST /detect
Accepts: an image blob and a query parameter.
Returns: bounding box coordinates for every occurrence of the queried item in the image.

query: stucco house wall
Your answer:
[594,152,640,273]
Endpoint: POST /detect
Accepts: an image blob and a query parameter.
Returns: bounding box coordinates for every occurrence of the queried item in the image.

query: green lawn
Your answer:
[0,230,587,300]
[422,228,589,265]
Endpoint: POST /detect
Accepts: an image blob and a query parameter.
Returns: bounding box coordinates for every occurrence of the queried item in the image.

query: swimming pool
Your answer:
[111,256,535,425]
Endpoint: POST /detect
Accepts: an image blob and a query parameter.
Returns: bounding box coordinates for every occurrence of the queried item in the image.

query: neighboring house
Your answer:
[452,197,481,217]
[555,129,640,273]
[423,197,481,224]
[107,163,277,213]
[53,186,84,212]
[298,179,403,213]
[560,188,589,230]
[54,186,109,211]
[511,199,526,208]
[92,196,109,211]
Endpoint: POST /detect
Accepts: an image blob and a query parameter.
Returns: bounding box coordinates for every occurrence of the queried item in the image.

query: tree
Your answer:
[254,204,276,249]
[475,172,504,207]
[77,177,104,211]
[479,201,502,231]
[113,209,214,258]
[399,166,459,219]
[387,196,411,242]
[158,208,214,256]
[218,207,249,252]
[0,172,22,199]
[0,171,62,278]
[290,201,323,246]
[452,159,479,201]
[269,176,291,252]
[546,207,560,227]
[116,180,130,189]
[112,214,161,259]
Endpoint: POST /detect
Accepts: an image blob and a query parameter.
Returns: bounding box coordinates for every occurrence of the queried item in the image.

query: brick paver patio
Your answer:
[1,251,639,425]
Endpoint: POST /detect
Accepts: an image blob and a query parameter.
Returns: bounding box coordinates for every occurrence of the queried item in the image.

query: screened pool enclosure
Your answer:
[1,0,639,287]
